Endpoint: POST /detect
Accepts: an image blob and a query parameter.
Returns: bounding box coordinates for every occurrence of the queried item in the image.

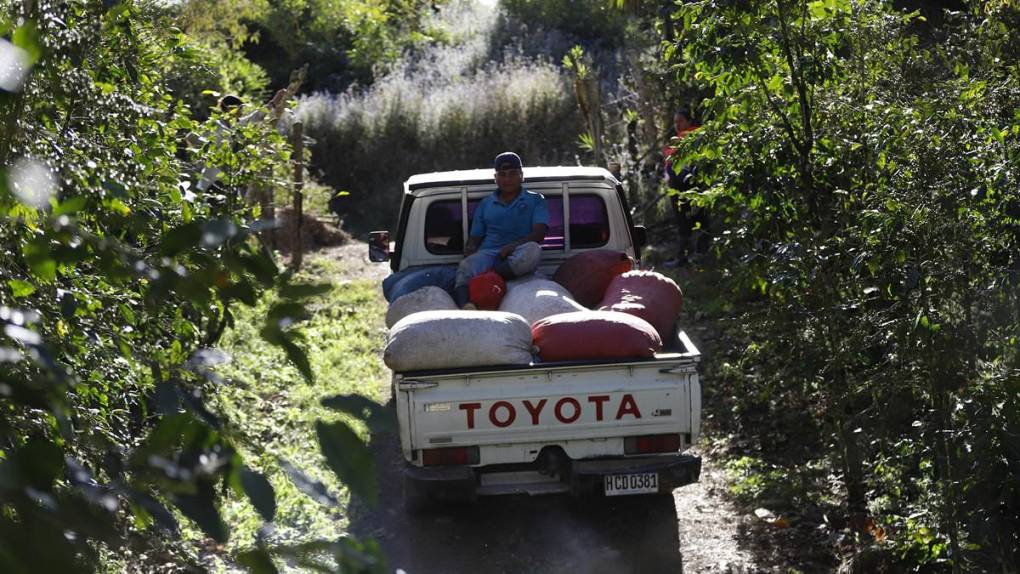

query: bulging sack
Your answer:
[532,311,662,362]
[598,271,683,341]
[499,279,586,325]
[468,270,507,310]
[552,250,633,307]
[384,310,533,371]
[385,286,458,328]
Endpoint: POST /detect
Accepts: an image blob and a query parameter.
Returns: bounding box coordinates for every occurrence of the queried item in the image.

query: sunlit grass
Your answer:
[197,250,388,570]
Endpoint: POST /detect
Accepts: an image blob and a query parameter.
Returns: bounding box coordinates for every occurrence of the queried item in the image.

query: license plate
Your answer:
[604,472,659,496]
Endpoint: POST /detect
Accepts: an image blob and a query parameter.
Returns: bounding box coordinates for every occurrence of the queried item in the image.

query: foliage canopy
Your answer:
[663,0,1020,569]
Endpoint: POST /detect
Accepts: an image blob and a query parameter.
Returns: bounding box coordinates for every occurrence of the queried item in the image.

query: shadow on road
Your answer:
[349,431,684,574]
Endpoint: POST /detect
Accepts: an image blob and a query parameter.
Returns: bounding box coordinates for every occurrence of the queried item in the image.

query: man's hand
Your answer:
[464,235,482,256]
[498,244,516,259]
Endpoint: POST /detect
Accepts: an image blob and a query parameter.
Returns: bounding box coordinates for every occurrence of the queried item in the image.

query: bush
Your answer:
[666,0,1020,569]
[0,1,382,571]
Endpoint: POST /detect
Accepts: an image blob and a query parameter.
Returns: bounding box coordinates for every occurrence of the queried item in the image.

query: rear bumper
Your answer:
[404,453,701,501]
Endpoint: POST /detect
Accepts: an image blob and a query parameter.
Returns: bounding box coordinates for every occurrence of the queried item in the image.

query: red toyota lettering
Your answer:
[522,399,548,425]
[460,402,482,429]
[555,397,581,423]
[587,395,610,421]
[489,401,517,428]
[615,393,641,419]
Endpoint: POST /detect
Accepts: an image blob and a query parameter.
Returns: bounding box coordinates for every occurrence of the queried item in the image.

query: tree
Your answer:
[666,0,1020,569]
[1,1,385,571]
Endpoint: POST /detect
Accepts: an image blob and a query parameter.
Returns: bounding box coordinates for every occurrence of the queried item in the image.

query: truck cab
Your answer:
[370,166,701,511]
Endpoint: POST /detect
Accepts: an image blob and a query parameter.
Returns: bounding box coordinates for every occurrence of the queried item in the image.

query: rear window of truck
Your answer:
[424,194,609,255]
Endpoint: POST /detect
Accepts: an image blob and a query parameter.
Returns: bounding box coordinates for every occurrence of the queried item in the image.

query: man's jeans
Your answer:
[455,242,542,289]
[454,242,542,307]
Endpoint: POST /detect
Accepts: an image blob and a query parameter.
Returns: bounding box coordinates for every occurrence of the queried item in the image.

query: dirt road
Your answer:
[349,431,758,574]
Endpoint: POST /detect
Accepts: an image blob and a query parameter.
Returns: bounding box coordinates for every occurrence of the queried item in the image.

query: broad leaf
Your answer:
[320,394,396,433]
[7,279,35,298]
[237,548,279,574]
[278,458,338,508]
[160,221,203,256]
[172,483,229,543]
[316,420,377,506]
[240,467,276,523]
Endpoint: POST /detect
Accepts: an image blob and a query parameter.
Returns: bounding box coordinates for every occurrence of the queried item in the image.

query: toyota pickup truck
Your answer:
[369,166,702,510]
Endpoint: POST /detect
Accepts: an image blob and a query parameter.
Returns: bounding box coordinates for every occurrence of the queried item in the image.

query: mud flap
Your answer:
[403,464,477,511]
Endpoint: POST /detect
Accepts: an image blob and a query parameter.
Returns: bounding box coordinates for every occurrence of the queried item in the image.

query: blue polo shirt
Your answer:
[470,188,549,250]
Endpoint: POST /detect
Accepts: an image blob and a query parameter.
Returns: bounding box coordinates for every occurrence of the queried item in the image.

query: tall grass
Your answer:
[295,0,583,232]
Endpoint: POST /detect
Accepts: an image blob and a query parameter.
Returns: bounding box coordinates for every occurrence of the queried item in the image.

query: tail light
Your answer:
[421,446,480,467]
[625,434,681,455]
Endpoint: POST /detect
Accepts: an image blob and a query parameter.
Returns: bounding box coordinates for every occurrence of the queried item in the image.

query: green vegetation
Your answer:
[193,252,389,572]
[297,1,583,232]
[500,0,626,48]
[3,0,1019,572]
[654,0,1020,570]
[173,0,442,104]
[0,0,411,572]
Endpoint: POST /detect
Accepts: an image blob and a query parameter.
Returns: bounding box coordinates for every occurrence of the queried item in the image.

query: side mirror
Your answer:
[368,230,390,262]
[631,225,647,251]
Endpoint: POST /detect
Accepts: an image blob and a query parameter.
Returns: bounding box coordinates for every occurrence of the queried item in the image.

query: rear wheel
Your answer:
[403,473,433,514]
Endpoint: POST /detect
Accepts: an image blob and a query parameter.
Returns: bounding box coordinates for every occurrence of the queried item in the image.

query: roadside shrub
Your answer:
[667,0,1020,569]
[0,1,384,571]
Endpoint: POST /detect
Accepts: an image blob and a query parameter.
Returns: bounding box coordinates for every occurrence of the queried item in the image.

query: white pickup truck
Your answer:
[369,166,702,510]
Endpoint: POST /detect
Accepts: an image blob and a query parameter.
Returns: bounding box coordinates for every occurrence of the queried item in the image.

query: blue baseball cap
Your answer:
[493,152,523,171]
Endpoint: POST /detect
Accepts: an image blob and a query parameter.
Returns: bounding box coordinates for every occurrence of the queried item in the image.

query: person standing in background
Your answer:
[662,108,708,266]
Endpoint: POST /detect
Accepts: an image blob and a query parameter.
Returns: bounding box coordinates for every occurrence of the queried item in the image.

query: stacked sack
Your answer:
[532,311,662,362]
[382,284,533,372]
[385,310,533,372]
[597,270,683,342]
[498,278,585,325]
[552,249,633,307]
[381,250,684,371]
[533,251,683,362]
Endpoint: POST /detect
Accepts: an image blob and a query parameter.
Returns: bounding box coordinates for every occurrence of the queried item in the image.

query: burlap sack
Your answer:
[384,310,534,372]
[499,278,586,325]
[532,311,662,362]
[385,286,458,328]
[598,271,683,341]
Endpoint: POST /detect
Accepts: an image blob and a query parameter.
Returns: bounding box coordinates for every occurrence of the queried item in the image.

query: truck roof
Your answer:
[405,166,619,193]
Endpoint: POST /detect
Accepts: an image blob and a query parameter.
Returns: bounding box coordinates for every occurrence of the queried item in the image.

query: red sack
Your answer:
[532,311,662,362]
[469,270,507,310]
[552,250,633,307]
[598,271,683,341]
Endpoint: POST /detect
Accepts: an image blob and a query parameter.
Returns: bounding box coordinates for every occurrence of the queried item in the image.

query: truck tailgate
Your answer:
[397,354,700,464]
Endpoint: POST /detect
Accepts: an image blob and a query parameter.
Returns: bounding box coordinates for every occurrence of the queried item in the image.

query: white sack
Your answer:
[498,279,587,325]
[384,310,534,372]
[505,271,547,291]
[385,286,457,328]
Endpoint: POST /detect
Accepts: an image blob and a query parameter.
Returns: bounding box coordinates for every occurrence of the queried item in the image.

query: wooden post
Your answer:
[260,177,276,249]
[290,121,304,270]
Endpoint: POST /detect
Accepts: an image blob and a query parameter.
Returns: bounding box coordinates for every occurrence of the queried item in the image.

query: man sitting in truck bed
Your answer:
[452,152,549,309]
